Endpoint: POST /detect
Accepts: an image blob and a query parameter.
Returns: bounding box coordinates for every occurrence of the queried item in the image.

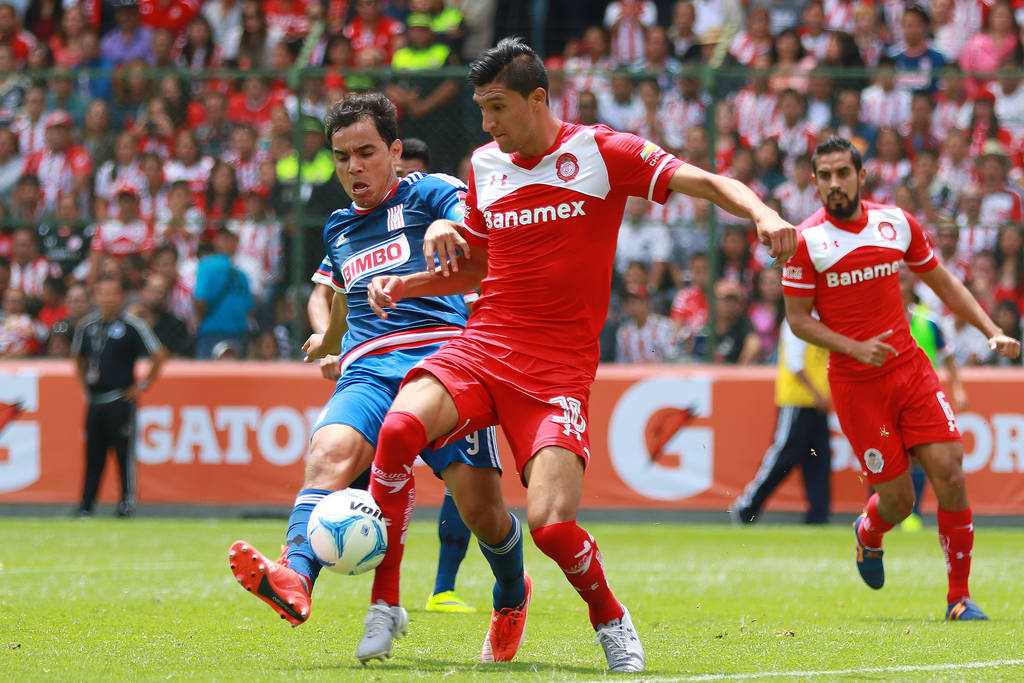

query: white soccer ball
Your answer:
[307,489,388,575]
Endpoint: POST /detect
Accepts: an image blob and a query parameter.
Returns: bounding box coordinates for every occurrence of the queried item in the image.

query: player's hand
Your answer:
[851,329,898,367]
[755,213,798,265]
[302,333,327,362]
[319,355,341,380]
[989,333,1021,359]
[813,395,832,414]
[368,275,405,319]
[424,219,470,277]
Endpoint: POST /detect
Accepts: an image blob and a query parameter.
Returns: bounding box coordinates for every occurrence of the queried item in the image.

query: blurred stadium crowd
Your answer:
[0,0,1023,364]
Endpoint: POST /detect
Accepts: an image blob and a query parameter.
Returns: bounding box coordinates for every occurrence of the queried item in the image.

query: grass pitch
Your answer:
[2,517,1022,681]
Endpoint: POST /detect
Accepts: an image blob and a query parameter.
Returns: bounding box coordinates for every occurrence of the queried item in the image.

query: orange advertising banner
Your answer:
[2,361,1023,514]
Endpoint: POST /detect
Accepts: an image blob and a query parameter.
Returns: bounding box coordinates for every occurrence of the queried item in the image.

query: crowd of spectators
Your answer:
[1,0,1023,366]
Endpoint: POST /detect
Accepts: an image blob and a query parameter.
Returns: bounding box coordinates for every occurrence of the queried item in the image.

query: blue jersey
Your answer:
[320,172,470,373]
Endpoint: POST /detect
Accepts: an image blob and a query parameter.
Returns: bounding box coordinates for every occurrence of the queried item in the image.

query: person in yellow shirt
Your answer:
[732,317,832,524]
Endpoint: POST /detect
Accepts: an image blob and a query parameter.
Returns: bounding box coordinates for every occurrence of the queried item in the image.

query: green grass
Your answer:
[2,518,1023,681]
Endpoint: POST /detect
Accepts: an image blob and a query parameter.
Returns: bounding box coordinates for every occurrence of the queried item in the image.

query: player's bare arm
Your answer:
[667,164,798,262]
[423,219,471,277]
[303,290,347,362]
[916,264,1021,359]
[368,245,489,319]
[785,295,899,367]
[307,283,345,379]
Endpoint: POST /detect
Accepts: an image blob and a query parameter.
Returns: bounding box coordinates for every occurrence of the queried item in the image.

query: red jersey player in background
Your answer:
[317,38,796,672]
[782,136,1020,621]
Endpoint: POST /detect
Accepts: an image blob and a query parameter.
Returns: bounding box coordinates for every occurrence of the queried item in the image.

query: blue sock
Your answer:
[911,465,926,516]
[433,490,471,595]
[478,513,526,610]
[285,488,330,591]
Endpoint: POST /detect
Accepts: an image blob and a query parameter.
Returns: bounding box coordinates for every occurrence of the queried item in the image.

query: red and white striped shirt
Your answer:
[863,158,912,204]
[343,14,403,62]
[228,218,283,300]
[860,86,912,129]
[729,31,772,65]
[11,117,46,157]
[824,0,858,32]
[549,89,580,124]
[938,156,976,193]
[164,156,215,195]
[773,180,820,224]
[604,1,658,66]
[979,184,1024,227]
[615,313,678,362]
[956,217,999,256]
[91,218,157,257]
[731,88,778,147]
[221,150,268,193]
[10,256,62,297]
[768,118,818,162]
[565,56,615,97]
[662,97,707,151]
[23,145,93,212]
[932,97,970,140]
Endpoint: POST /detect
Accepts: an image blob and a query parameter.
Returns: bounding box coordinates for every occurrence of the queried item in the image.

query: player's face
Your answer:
[473,83,545,154]
[95,280,124,317]
[813,151,865,220]
[331,118,401,207]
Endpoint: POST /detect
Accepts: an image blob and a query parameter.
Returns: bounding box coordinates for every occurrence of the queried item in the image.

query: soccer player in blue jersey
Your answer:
[230,95,529,664]
[307,138,480,614]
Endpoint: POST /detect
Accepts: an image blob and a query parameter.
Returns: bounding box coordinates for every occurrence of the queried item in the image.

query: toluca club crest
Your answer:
[556,153,579,181]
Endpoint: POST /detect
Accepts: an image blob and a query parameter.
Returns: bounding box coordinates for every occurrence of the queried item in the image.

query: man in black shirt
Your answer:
[71,275,166,517]
[129,272,192,356]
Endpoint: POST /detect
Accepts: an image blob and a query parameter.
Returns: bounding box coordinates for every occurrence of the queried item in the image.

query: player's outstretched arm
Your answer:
[667,164,798,263]
[917,264,1022,360]
[303,290,346,362]
[785,295,899,368]
[367,245,488,320]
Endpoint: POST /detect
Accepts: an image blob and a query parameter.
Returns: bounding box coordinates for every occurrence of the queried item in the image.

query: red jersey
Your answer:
[343,15,403,62]
[91,218,157,257]
[781,201,939,381]
[265,0,310,39]
[462,123,683,381]
[137,0,199,36]
[23,145,93,211]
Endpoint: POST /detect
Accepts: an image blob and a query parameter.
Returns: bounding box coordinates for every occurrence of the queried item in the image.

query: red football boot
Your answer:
[481,571,532,662]
[229,540,310,626]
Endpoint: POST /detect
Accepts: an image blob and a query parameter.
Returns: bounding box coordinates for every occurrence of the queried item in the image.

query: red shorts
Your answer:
[830,348,960,485]
[406,334,593,482]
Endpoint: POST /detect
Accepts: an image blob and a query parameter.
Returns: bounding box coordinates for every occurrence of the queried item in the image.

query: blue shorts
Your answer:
[312,344,501,476]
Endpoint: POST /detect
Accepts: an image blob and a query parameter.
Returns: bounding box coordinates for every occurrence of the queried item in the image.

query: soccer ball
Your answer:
[307,489,388,575]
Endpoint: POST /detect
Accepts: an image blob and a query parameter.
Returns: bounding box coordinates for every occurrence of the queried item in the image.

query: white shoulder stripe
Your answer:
[464,223,488,240]
[906,250,935,267]
[648,155,672,201]
[429,172,467,190]
[782,280,815,289]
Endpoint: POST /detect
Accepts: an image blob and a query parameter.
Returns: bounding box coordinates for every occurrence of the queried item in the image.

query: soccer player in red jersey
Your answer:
[781,136,1020,621]
[326,38,796,671]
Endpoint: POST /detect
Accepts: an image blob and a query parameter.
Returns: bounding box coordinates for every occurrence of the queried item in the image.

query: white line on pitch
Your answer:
[574,659,1024,682]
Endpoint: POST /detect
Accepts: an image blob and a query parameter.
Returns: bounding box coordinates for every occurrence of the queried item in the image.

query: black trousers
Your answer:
[81,399,136,512]
[735,405,832,524]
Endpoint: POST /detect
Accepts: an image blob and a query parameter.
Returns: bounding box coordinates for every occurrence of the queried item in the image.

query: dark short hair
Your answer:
[324,92,398,146]
[400,137,430,167]
[94,274,124,290]
[152,244,179,262]
[467,37,548,98]
[812,135,863,173]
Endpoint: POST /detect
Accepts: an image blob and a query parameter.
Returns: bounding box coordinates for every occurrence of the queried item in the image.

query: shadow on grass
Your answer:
[287,655,609,676]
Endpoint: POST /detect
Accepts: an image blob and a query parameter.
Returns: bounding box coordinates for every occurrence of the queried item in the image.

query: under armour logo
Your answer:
[489,173,508,187]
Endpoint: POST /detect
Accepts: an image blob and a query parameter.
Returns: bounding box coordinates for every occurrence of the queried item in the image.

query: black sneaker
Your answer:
[116,503,135,518]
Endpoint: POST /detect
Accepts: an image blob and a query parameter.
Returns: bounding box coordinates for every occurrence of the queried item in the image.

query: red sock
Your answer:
[531,521,623,628]
[369,410,426,606]
[938,507,974,603]
[858,493,895,549]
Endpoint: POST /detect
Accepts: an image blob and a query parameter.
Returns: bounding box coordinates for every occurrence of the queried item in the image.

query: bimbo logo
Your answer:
[341,233,411,291]
[483,200,586,229]
[825,259,901,288]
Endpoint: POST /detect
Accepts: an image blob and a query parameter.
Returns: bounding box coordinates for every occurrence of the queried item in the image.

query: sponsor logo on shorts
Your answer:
[825,259,901,288]
[483,200,586,229]
[340,233,411,291]
[936,390,958,432]
[864,448,884,474]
